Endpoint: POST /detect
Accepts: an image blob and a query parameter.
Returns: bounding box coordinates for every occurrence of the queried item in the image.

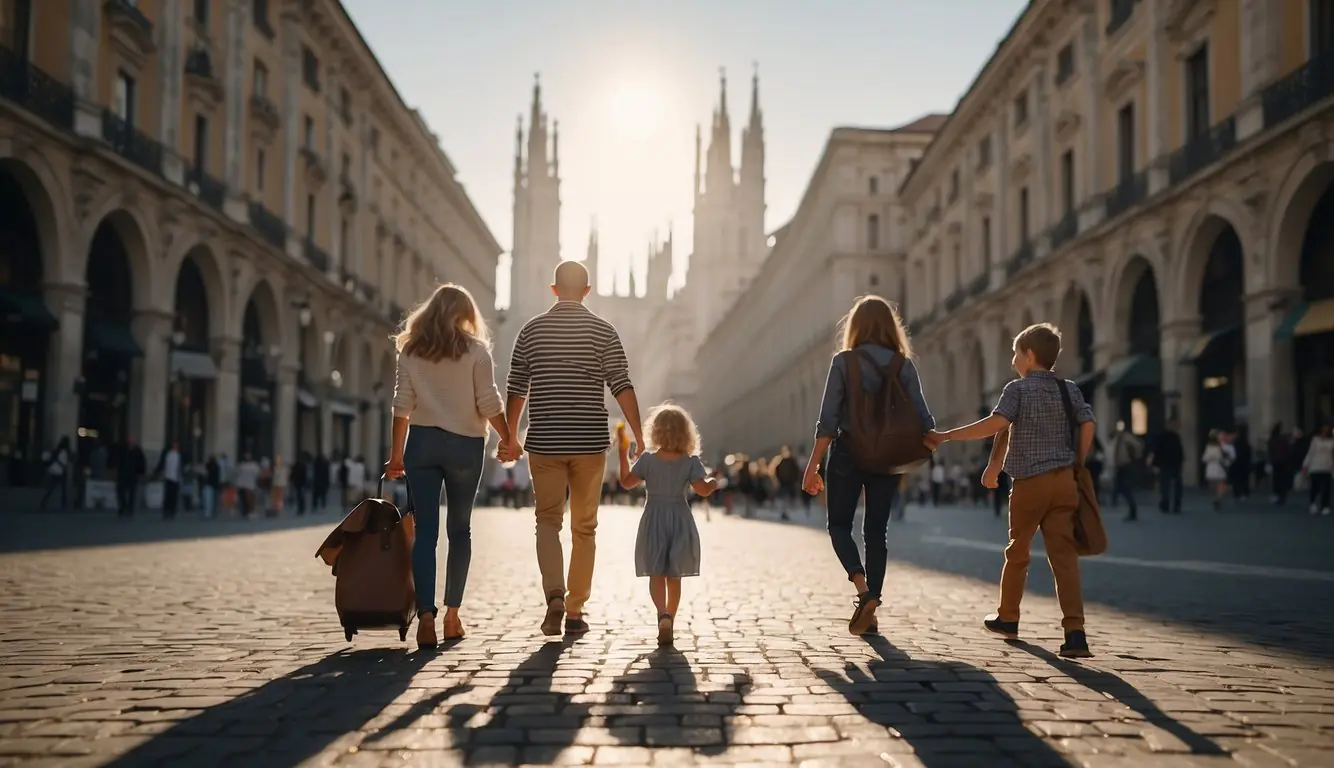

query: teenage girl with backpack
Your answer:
[801,295,935,635]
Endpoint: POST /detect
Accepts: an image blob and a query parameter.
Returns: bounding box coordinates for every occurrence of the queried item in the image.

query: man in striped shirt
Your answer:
[505,260,645,636]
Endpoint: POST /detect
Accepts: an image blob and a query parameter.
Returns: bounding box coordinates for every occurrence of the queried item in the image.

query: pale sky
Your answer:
[341,0,1029,308]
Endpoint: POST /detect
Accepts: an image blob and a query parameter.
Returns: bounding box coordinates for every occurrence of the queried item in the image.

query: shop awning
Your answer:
[86,322,143,358]
[328,399,359,417]
[0,288,57,329]
[171,350,218,379]
[1275,298,1334,340]
[297,388,318,408]
[1104,354,1161,390]
[1073,368,1105,390]
[1180,325,1239,364]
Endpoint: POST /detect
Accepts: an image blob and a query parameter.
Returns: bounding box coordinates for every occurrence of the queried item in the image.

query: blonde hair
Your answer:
[837,295,914,359]
[645,403,701,456]
[392,283,489,363]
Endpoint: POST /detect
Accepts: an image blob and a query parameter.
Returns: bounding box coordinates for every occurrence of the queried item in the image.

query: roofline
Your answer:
[897,0,1038,199]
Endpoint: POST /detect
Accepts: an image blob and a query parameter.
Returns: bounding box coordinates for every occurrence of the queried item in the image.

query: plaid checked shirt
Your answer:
[992,370,1096,480]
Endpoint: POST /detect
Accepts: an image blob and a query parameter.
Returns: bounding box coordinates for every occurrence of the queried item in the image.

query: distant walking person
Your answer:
[1109,423,1142,521]
[504,260,644,637]
[1302,424,1333,516]
[312,453,330,512]
[269,455,290,516]
[114,436,146,517]
[1202,430,1230,511]
[1149,420,1185,515]
[155,441,183,519]
[39,436,73,512]
[290,453,309,515]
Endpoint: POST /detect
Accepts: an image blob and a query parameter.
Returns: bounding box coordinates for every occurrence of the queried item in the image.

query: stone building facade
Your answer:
[692,120,942,460]
[0,0,500,487]
[901,0,1334,483]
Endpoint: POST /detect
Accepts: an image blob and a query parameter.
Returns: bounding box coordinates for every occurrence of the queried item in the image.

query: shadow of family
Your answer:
[99,634,1225,767]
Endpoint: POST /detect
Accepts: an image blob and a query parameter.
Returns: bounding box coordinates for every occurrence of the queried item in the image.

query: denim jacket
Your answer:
[815,344,935,439]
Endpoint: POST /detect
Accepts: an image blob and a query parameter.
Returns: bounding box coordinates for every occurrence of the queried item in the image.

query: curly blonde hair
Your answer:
[392,283,489,362]
[645,403,701,456]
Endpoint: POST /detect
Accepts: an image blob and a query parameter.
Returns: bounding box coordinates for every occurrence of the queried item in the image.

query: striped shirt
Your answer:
[507,301,634,455]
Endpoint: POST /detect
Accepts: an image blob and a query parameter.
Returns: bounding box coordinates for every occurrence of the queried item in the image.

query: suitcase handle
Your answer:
[376,474,415,515]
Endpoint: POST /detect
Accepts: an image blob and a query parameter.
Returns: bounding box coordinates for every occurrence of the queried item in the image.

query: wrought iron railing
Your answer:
[104,0,153,37]
[943,289,966,313]
[1262,49,1334,129]
[303,238,329,272]
[101,110,164,177]
[0,45,75,130]
[253,0,275,37]
[248,202,288,249]
[967,271,990,298]
[187,166,226,211]
[1105,171,1148,220]
[1049,210,1078,249]
[184,46,214,79]
[1168,116,1237,186]
[1004,241,1035,279]
[1106,0,1135,36]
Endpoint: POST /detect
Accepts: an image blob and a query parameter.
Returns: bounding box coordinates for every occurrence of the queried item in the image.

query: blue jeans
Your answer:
[404,426,485,615]
[824,440,901,601]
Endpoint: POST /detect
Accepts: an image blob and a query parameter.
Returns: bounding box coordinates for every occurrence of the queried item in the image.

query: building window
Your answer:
[370,126,380,154]
[977,136,992,169]
[306,194,316,239]
[1018,187,1030,243]
[1056,43,1075,85]
[302,45,321,92]
[340,87,352,124]
[252,0,273,35]
[1108,0,1135,36]
[303,114,314,149]
[193,114,208,170]
[948,169,960,202]
[1014,91,1028,127]
[1314,0,1334,54]
[1117,102,1135,182]
[192,0,209,29]
[867,214,880,251]
[1185,43,1211,139]
[981,216,992,264]
[252,60,268,98]
[868,175,879,195]
[1060,149,1075,214]
[339,216,350,262]
[113,70,135,125]
[256,149,266,192]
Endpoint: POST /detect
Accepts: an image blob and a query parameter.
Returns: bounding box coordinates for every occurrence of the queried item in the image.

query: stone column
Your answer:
[275,362,299,461]
[358,108,370,280]
[1245,290,1300,439]
[222,0,250,222]
[991,117,1009,288]
[1091,340,1124,450]
[69,0,101,136]
[1159,318,1200,483]
[42,282,86,450]
[128,309,173,457]
[280,9,301,233]
[326,68,343,278]
[209,337,241,458]
[1081,10,1103,199]
[1033,69,1053,234]
[1144,0,1169,194]
[158,0,186,184]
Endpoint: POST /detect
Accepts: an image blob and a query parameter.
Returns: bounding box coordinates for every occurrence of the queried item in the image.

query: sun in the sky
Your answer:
[610,82,666,142]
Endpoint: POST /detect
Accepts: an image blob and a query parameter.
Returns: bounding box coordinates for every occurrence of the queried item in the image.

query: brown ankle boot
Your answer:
[416,612,438,650]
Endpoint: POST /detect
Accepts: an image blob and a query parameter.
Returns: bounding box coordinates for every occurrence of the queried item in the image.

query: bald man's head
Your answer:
[551,260,591,301]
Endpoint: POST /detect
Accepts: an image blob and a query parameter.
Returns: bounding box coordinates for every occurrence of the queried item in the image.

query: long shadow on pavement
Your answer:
[816,635,1074,768]
[98,647,431,768]
[610,647,750,756]
[1007,639,1226,755]
[0,511,337,554]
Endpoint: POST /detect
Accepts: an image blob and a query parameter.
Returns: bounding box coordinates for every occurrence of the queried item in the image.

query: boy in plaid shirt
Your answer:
[925,323,1095,658]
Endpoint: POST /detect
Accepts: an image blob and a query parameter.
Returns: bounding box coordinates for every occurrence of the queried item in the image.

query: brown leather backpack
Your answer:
[844,349,931,475]
[315,478,416,642]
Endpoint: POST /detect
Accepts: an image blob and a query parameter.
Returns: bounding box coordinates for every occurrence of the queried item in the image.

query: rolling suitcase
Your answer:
[315,476,416,642]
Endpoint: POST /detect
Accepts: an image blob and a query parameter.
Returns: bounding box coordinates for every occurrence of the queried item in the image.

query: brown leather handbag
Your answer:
[315,476,416,642]
[1055,380,1108,556]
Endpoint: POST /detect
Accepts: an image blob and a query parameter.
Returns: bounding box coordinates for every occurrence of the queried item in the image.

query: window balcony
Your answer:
[300,147,328,186]
[1106,0,1136,37]
[248,93,280,134]
[1167,116,1237,186]
[248,202,288,249]
[0,45,75,130]
[103,0,155,66]
[184,44,224,108]
[302,237,329,272]
[186,166,226,211]
[100,110,164,177]
[943,288,966,313]
[1004,241,1035,279]
[338,174,358,213]
[1105,171,1148,220]
[1262,49,1334,130]
[1048,210,1078,249]
[966,272,990,298]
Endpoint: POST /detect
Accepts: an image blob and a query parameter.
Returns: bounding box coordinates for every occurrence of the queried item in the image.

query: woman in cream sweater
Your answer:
[384,283,515,649]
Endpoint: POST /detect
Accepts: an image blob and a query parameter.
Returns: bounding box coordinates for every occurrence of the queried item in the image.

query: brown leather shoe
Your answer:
[442,614,466,641]
[849,594,879,635]
[416,612,438,650]
[541,595,565,636]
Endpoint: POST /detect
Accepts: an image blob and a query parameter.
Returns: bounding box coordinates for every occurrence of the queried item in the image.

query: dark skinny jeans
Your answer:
[404,426,485,616]
[825,440,901,601]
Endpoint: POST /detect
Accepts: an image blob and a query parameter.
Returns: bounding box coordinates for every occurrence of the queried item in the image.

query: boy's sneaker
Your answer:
[1059,630,1093,658]
[983,614,1019,639]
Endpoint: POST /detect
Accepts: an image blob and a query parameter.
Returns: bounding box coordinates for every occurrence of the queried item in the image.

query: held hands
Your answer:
[497,438,523,464]
[802,462,824,496]
[383,456,405,480]
[924,429,948,451]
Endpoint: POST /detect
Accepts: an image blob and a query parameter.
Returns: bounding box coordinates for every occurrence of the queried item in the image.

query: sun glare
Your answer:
[611,84,664,142]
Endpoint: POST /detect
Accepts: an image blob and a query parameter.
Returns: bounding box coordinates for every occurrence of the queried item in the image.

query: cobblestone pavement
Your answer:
[1,506,1333,767]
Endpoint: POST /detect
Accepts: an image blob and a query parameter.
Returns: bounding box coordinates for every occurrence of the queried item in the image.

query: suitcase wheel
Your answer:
[399,625,408,642]
[344,628,355,643]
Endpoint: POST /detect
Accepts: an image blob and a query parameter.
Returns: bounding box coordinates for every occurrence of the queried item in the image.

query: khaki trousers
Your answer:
[528,452,606,614]
[1000,466,1085,631]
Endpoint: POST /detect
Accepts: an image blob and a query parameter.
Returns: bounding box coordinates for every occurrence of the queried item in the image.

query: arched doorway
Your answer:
[237,285,282,460]
[168,252,218,463]
[1184,222,1247,445]
[1292,178,1334,427]
[294,308,319,458]
[0,162,58,486]
[1060,286,1099,400]
[79,216,143,459]
[1108,257,1163,438]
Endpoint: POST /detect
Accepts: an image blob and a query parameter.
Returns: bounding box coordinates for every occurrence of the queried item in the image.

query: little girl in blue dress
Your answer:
[616,405,720,646]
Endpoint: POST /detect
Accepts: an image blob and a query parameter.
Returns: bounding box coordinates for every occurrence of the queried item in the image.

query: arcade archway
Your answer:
[237,283,283,460]
[78,215,146,455]
[1107,257,1163,437]
[1182,219,1248,444]
[1282,169,1334,427]
[167,251,219,461]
